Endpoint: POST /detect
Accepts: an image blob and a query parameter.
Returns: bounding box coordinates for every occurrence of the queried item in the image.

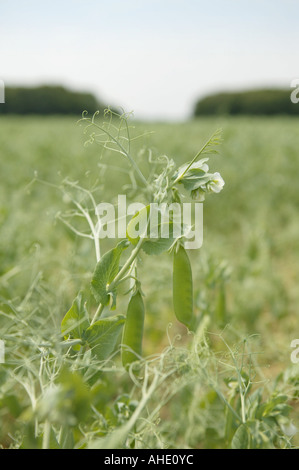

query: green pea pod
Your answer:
[173,245,194,329]
[122,289,145,367]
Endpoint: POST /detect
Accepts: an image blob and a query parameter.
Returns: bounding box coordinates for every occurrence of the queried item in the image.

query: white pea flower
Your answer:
[173,157,224,201]
[191,188,206,202]
[206,172,225,194]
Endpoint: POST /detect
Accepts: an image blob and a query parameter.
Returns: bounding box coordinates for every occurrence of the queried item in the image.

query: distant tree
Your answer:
[194,89,299,116]
[0,85,107,115]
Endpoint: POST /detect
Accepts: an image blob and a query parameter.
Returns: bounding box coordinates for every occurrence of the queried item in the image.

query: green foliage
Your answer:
[61,291,89,344]
[126,205,175,255]
[231,424,249,449]
[0,85,105,115]
[91,239,129,307]
[194,89,299,116]
[84,315,125,361]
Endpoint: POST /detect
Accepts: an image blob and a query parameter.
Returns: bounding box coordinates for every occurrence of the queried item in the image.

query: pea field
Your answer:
[0,113,298,449]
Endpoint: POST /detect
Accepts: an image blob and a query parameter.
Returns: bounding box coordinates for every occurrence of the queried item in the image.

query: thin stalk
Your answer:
[42,420,51,449]
[91,303,105,326]
[60,339,83,348]
[86,120,148,187]
[73,200,101,262]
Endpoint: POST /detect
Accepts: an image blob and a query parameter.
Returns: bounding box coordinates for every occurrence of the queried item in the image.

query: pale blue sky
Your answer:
[1,0,298,119]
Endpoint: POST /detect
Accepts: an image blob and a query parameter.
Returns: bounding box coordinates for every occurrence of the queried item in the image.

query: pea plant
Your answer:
[61,109,225,368]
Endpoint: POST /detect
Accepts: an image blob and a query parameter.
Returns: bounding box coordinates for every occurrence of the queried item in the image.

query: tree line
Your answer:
[1,85,298,117]
[194,89,299,116]
[0,85,105,115]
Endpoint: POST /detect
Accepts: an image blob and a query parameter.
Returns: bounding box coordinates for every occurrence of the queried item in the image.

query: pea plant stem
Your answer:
[173,129,221,185]
[42,420,51,449]
[109,236,144,292]
[90,235,145,326]
[91,302,105,326]
[73,200,101,262]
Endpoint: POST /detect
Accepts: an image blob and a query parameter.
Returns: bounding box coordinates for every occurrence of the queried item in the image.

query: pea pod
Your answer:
[121,289,145,367]
[173,245,194,329]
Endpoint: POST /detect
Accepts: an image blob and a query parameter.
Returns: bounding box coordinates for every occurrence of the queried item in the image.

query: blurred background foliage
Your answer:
[194,89,299,116]
[0,86,106,115]
[1,85,298,117]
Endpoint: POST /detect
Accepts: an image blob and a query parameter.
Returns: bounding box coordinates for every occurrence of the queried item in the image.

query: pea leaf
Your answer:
[172,159,209,182]
[127,206,175,256]
[61,291,90,342]
[126,205,150,246]
[179,174,211,192]
[91,240,129,306]
[231,424,249,449]
[142,236,174,256]
[84,314,125,361]
[173,159,212,193]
